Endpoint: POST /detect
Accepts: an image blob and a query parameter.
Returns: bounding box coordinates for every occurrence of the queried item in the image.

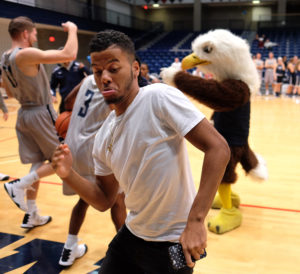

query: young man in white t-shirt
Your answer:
[52,30,230,273]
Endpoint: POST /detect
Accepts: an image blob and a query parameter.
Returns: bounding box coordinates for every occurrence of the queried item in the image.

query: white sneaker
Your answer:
[0,173,9,181]
[4,179,28,211]
[248,153,268,181]
[21,211,52,228]
[59,243,88,266]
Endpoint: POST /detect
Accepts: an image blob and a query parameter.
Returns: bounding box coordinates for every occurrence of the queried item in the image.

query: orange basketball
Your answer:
[55,111,72,139]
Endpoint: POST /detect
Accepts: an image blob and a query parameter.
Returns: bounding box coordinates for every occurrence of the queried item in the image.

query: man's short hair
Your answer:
[89,30,135,61]
[8,16,35,39]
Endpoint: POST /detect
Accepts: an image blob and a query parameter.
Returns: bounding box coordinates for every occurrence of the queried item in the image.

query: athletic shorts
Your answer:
[16,105,59,164]
[99,225,193,274]
[289,74,296,85]
[275,76,284,84]
[264,69,274,84]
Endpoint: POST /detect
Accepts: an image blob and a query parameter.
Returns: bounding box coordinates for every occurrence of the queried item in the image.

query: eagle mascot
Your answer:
[161,29,268,234]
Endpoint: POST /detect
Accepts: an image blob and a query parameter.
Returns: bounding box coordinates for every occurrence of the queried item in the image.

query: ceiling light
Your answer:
[252,0,260,4]
[153,3,159,8]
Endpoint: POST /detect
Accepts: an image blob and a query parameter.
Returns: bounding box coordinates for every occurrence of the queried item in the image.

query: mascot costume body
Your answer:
[161,29,268,234]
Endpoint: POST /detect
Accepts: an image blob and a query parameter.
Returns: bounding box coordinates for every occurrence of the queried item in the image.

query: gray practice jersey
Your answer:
[1,47,51,107]
[65,74,111,177]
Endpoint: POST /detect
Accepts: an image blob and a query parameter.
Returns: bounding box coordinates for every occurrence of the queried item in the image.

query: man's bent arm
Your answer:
[181,118,230,266]
[185,118,230,223]
[52,144,119,212]
[63,170,119,212]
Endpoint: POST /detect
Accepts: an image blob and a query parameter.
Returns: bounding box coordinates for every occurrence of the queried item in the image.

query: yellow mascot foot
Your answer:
[211,192,241,209]
[208,207,242,234]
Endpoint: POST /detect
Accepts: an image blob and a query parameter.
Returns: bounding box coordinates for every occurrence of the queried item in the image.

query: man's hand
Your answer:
[52,144,73,179]
[61,21,77,32]
[180,221,207,268]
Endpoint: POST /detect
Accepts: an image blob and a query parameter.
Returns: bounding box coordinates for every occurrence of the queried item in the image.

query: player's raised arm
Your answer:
[17,21,78,66]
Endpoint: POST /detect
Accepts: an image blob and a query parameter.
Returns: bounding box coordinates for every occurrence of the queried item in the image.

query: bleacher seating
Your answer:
[251,29,300,60]
[137,29,300,76]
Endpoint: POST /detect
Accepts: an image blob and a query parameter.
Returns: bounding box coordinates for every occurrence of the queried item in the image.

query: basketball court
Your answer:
[1,94,299,273]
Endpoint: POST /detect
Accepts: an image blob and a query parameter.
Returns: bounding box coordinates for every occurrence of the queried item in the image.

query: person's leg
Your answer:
[286,84,293,96]
[59,198,89,266]
[69,198,89,235]
[99,225,193,274]
[277,83,282,96]
[20,162,53,229]
[4,162,54,212]
[110,192,126,232]
[264,73,269,94]
[99,226,144,274]
[274,83,280,96]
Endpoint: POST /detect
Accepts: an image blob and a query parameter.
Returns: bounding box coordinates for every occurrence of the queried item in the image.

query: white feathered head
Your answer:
[181,29,260,93]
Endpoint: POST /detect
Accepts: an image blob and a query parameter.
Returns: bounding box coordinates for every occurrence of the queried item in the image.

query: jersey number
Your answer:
[78,89,94,117]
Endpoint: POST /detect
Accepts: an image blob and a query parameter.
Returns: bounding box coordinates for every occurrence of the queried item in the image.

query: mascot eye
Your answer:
[203,46,213,54]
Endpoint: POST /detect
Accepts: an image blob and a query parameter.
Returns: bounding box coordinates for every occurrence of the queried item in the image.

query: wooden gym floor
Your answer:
[0,94,299,274]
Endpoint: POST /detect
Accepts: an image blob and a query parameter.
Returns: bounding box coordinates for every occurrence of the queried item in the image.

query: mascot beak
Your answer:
[181,53,211,70]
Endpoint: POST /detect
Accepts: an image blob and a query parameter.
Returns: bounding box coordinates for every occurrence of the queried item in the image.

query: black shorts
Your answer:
[276,76,284,83]
[99,225,193,274]
[289,74,296,85]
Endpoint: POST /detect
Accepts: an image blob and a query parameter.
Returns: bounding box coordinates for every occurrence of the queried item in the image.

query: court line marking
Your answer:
[0,154,19,159]
[33,181,300,213]
[0,159,20,165]
[0,136,17,142]
[240,203,300,213]
[3,178,299,213]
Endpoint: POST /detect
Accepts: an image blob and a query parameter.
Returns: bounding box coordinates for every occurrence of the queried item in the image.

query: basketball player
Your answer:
[52,30,230,273]
[264,51,277,95]
[0,73,9,181]
[58,74,126,266]
[1,16,78,228]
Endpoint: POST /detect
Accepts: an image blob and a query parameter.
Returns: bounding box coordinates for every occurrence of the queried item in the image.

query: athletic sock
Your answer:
[17,171,40,189]
[27,199,38,213]
[65,234,78,248]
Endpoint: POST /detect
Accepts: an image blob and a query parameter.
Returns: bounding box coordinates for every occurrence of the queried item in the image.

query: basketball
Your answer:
[55,111,72,139]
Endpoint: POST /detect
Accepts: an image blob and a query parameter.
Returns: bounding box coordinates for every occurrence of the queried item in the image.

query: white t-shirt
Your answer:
[93,83,205,242]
